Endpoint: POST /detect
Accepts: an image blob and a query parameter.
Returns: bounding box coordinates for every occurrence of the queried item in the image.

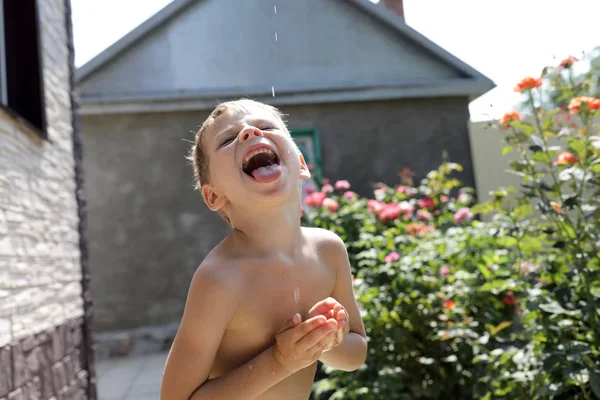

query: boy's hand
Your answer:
[307,297,350,352]
[271,314,337,373]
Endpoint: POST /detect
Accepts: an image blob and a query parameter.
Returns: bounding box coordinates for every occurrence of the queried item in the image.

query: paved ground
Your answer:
[96,352,168,400]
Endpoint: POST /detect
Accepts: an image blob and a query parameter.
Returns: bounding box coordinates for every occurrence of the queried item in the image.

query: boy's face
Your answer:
[201,106,311,213]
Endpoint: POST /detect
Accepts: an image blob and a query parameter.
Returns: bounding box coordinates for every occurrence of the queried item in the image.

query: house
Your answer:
[76,0,494,354]
[0,0,96,398]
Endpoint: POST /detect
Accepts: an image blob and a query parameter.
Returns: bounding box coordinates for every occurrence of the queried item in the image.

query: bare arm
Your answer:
[317,232,368,371]
[161,263,336,400]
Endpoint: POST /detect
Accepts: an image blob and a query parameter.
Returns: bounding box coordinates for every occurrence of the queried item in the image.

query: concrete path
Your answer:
[96,352,168,400]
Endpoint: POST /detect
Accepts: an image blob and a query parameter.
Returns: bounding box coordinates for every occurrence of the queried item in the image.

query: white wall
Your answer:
[0,0,83,347]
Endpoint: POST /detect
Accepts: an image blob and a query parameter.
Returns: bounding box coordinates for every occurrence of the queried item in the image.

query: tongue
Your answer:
[251,164,282,183]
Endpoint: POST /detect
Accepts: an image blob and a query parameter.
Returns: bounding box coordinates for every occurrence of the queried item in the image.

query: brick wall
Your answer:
[0,0,94,398]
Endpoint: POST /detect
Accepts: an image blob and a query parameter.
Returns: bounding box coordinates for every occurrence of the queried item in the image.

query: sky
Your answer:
[71,0,600,122]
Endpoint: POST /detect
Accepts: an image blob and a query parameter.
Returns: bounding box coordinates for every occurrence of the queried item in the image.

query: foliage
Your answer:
[306,56,600,399]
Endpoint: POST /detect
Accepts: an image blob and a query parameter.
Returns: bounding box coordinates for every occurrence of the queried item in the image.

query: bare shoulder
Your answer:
[302,227,349,264]
[190,244,244,302]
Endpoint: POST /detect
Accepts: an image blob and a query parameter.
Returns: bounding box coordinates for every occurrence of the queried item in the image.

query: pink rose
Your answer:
[322,183,334,193]
[453,207,473,224]
[343,191,357,200]
[396,185,408,193]
[379,203,401,223]
[323,198,339,213]
[418,198,435,209]
[440,265,450,276]
[384,251,400,263]
[335,180,351,190]
[367,200,384,215]
[303,184,317,195]
[417,209,432,220]
[305,192,327,207]
[440,195,449,204]
[457,193,470,203]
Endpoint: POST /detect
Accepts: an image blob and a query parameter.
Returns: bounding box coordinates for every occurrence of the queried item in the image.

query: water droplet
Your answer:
[294,287,300,304]
[275,32,278,41]
[274,5,277,14]
[272,86,276,97]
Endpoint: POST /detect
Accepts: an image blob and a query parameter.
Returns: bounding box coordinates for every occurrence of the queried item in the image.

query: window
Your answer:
[291,128,323,183]
[0,0,46,135]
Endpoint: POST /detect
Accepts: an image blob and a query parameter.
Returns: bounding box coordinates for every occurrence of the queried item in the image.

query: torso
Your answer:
[208,227,337,400]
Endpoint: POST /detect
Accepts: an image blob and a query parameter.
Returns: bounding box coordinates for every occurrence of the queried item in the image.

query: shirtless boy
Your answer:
[160,99,367,400]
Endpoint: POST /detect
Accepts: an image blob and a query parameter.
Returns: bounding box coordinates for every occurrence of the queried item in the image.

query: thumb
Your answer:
[278,313,301,333]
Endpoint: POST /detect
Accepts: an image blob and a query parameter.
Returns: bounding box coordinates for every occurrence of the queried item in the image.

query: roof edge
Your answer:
[345,0,494,85]
[76,0,198,82]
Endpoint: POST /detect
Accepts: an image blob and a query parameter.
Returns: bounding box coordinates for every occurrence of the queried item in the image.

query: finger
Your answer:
[308,297,338,317]
[278,313,301,334]
[297,319,337,349]
[284,315,327,341]
[307,330,335,354]
[336,308,347,322]
[333,303,343,316]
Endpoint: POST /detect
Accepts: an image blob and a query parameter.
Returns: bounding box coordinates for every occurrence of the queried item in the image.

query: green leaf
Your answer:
[477,264,493,281]
[501,145,514,156]
[489,321,512,336]
[513,204,533,219]
[568,138,586,158]
[539,301,581,317]
[591,371,600,399]
[512,121,536,135]
[531,152,551,163]
[591,163,600,174]
[520,236,544,253]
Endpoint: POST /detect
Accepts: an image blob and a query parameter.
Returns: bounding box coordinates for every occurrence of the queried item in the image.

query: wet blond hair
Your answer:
[187,99,290,224]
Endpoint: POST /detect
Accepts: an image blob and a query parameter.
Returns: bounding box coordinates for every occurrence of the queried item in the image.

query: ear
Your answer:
[298,153,311,180]
[201,184,228,211]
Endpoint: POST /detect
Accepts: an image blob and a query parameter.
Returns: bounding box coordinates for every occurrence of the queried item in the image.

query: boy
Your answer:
[160,99,367,400]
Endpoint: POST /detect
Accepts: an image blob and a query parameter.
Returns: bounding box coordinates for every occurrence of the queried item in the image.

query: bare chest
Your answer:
[213,256,336,372]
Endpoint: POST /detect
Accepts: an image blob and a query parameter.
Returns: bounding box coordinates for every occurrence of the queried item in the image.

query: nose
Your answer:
[239,127,263,142]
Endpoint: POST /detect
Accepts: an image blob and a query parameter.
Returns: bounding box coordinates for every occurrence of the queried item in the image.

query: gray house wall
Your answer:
[81,96,474,345]
[0,0,95,398]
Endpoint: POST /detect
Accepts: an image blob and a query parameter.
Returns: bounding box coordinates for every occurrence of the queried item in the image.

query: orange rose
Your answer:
[499,111,522,129]
[553,152,578,166]
[550,201,562,214]
[568,96,600,114]
[514,77,543,93]
[559,56,578,69]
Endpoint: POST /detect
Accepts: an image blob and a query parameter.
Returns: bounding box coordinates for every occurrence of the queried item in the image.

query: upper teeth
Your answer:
[243,147,276,166]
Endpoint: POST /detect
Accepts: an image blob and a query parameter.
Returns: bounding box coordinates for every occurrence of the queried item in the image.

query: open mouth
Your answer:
[242,146,282,182]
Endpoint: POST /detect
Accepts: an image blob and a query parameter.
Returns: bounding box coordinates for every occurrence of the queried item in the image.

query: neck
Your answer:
[229,198,303,257]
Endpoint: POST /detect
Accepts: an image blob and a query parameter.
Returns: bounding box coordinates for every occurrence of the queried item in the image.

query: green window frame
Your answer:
[290,128,323,182]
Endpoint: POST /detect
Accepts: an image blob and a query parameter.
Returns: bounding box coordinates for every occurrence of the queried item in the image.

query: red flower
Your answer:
[514,77,543,93]
[322,198,339,213]
[550,201,562,214]
[559,56,577,69]
[418,198,435,209]
[444,300,455,310]
[334,180,351,190]
[568,96,600,114]
[379,203,401,223]
[406,222,435,237]
[502,291,517,306]
[304,192,327,207]
[553,152,578,166]
[499,111,522,129]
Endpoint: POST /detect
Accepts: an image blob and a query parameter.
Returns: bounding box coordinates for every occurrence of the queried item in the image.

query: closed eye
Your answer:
[219,137,235,148]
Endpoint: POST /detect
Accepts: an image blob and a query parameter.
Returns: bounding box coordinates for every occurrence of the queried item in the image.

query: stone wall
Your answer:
[80,96,474,345]
[0,0,94,398]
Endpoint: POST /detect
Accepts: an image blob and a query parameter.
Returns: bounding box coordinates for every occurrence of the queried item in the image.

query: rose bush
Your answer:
[307,55,600,399]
